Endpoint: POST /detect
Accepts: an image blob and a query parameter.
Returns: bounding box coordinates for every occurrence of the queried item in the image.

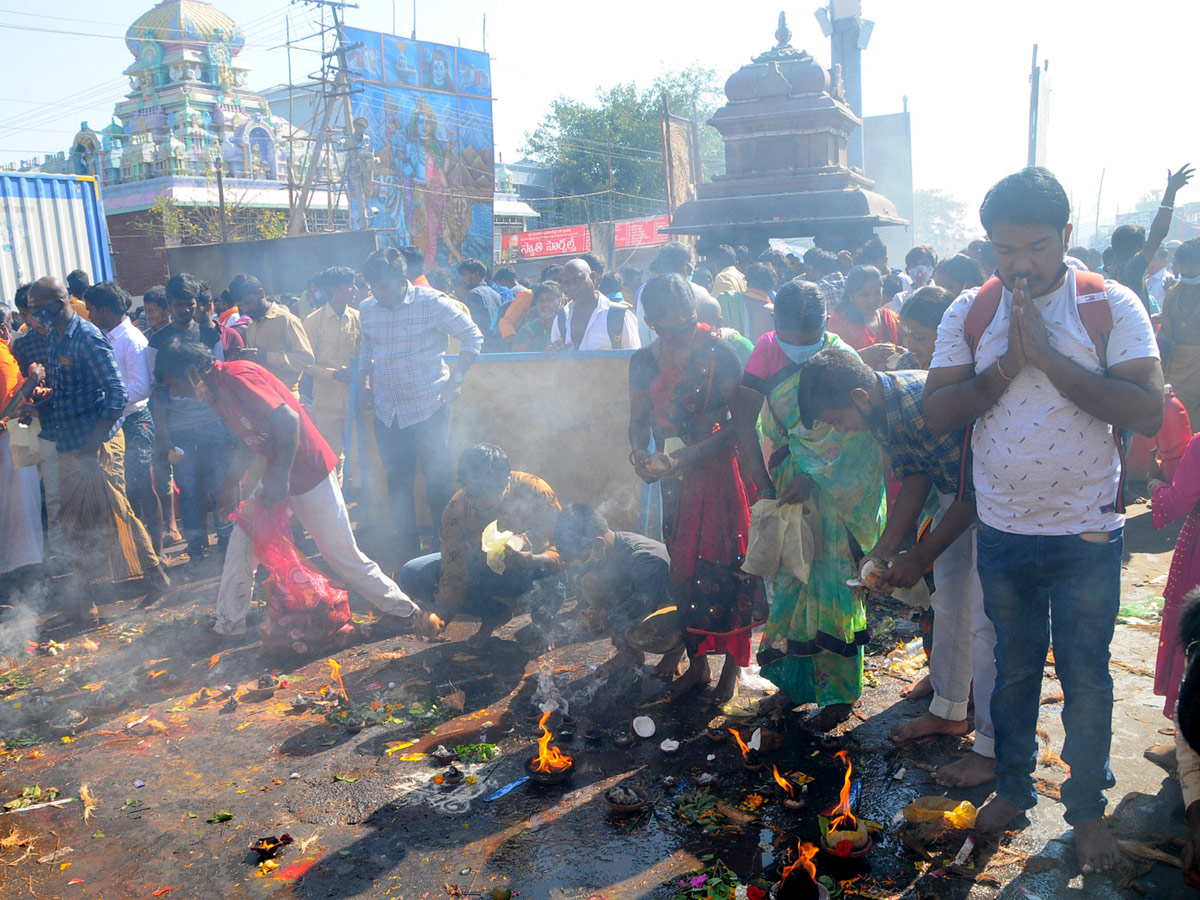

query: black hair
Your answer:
[980,241,997,269]
[154,332,216,382]
[457,443,511,496]
[651,241,693,274]
[226,273,262,301]
[540,263,564,283]
[83,281,131,318]
[882,272,904,300]
[690,266,715,293]
[1110,224,1146,259]
[710,244,737,271]
[555,503,610,561]
[758,248,787,277]
[620,266,643,292]
[979,166,1070,233]
[400,245,424,277]
[745,262,778,292]
[773,280,827,333]
[900,285,953,330]
[1067,245,1092,264]
[66,269,90,298]
[935,254,984,292]
[364,247,408,283]
[598,272,623,296]
[196,280,214,311]
[165,272,202,303]
[13,283,31,311]
[320,266,358,294]
[143,285,167,310]
[803,247,839,277]
[795,348,875,430]
[841,265,883,313]
[859,236,887,264]
[533,281,564,306]
[904,245,937,269]
[641,274,697,322]
[1176,238,1200,270]
[1176,587,1200,753]
[494,266,517,287]
[579,251,607,277]
[735,245,752,267]
[457,257,488,279]
[426,267,452,294]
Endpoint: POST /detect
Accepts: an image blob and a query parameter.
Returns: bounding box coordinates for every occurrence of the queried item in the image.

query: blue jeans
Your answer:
[976,523,1122,824]
[173,423,234,557]
[122,408,162,555]
[399,552,541,622]
[374,406,453,566]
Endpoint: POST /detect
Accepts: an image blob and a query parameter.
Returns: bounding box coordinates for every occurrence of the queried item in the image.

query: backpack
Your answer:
[959,269,1127,513]
[555,301,632,350]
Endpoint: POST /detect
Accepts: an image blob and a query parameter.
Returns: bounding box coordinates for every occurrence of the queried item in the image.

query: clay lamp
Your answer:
[583,729,605,745]
[775,841,828,900]
[525,711,574,784]
[729,727,764,772]
[613,732,634,749]
[603,784,649,814]
[442,766,464,786]
[772,765,806,811]
[430,745,459,766]
[344,715,366,735]
[250,834,294,861]
[819,752,872,858]
[244,675,279,702]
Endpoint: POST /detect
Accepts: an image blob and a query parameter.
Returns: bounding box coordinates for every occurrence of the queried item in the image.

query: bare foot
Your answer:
[652,647,686,678]
[933,752,997,788]
[665,655,711,699]
[975,795,1024,834]
[597,649,645,678]
[757,690,795,717]
[807,703,853,732]
[902,673,933,700]
[890,712,970,745]
[1144,742,1178,771]
[713,657,739,704]
[1074,817,1120,873]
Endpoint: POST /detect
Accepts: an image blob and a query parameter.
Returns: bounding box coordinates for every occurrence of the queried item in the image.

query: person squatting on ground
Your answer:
[923,166,1164,873]
[151,337,418,638]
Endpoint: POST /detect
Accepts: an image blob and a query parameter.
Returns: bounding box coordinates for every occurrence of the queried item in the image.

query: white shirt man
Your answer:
[549,292,641,351]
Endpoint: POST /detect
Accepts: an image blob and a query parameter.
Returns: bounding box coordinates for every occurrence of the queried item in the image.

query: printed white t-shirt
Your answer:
[930,273,1159,535]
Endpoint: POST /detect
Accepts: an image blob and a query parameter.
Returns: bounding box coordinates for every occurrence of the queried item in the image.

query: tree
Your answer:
[913,188,973,261]
[141,196,289,247]
[523,66,724,220]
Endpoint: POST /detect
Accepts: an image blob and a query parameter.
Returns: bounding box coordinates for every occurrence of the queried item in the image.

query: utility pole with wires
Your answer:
[285,0,365,237]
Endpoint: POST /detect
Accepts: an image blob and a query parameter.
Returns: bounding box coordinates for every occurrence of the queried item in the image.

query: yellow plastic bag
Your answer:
[901,796,977,828]
[481,519,524,574]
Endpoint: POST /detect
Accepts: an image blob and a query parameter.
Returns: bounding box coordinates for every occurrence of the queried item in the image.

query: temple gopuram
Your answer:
[29,0,325,293]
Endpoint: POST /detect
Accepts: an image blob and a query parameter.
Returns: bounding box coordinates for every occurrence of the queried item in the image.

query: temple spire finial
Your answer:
[774,11,792,50]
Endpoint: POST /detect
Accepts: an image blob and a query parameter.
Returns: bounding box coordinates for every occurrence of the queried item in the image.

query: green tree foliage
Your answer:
[523,66,725,207]
[913,188,973,261]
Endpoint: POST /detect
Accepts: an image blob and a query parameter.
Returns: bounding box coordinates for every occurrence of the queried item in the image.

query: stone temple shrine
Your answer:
[666,13,906,252]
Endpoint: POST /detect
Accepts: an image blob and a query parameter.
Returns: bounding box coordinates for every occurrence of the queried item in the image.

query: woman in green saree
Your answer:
[734,280,886,731]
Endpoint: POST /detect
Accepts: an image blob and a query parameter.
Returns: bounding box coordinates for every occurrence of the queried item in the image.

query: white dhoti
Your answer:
[213,469,418,635]
[0,430,43,573]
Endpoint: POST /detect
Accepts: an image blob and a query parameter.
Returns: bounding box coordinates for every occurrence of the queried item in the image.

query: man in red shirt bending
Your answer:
[152,335,418,638]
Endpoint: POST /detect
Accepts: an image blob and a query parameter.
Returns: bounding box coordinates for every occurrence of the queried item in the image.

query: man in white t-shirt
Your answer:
[548,258,640,352]
[923,167,1164,875]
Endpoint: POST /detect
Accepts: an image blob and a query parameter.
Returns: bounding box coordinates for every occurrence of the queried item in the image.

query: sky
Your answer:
[2,0,1197,241]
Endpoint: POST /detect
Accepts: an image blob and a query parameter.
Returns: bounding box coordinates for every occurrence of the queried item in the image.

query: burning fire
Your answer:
[772,765,796,799]
[780,840,819,885]
[532,711,573,773]
[209,653,221,670]
[728,727,752,760]
[147,669,167,680]
[327,658,348,701]
[829,750,857,831]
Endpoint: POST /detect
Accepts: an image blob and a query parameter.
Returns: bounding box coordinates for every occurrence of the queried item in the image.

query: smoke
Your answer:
[532,665,570,716]
[0,582,48,659]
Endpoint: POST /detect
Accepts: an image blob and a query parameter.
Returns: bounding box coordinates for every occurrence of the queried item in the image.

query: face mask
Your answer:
[1180,274,1200,287]
[909,264,933,282]
[778,334,826,365]
[32,301,61,329]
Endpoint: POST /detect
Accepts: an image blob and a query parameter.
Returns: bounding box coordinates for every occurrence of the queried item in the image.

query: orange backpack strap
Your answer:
[963,277,1005,365]
[1073,270,1112,369]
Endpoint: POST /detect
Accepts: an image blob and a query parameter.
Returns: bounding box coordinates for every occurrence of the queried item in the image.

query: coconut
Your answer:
[631,716,655,738]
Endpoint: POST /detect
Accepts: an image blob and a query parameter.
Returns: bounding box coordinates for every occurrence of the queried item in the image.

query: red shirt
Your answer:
[210,360,337,495]
[827,307,901,351]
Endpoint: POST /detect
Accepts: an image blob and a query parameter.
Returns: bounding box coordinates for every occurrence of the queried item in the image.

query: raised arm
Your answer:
[1142,164,1194,262]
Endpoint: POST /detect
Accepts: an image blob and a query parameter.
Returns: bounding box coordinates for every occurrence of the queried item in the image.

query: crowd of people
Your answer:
[6,162,1200,881]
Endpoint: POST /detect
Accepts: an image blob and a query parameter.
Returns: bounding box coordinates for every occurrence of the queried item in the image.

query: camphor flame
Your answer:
[327,658,348,701]
[772,764,796,798]
[829,750,857,831]
[728,727,752,761]
[208,653,221,670]
[532,711,573,773]
[780,839,819,883]
[147,669,167,680]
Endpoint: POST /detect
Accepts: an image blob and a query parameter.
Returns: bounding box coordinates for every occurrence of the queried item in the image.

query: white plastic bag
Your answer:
[742,499,786,576]
[8,419,43,468]
[481,519,525,574]
[778,501,818,582]
[742,499,818,582]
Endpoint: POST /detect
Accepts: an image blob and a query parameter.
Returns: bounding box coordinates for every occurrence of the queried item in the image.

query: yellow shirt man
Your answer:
[304,302,360,484]
[243,302,315,396]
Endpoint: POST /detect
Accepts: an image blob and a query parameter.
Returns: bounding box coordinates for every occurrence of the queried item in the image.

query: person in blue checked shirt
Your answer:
[795,348,995,790]
[19,277,169,624]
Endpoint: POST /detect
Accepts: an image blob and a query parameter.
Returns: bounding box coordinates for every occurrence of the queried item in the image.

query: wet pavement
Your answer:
[0,499,1193,900]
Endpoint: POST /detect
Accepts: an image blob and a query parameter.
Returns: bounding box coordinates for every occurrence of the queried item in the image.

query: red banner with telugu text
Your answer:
[501,225,591,260]
[614,215,670,249]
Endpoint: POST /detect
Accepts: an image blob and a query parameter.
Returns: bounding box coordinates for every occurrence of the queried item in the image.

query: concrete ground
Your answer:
[0,497,1191,900]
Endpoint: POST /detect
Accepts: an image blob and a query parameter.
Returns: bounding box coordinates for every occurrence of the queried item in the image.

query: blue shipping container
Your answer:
[0,172,113,307]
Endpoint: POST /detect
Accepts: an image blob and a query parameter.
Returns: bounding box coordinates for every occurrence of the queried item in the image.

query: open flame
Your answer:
[327,658,348,701]
[728,727,752,760]
[209,653,221,670]
[772,764,797,799]
[532,711,573,773]
[829,750,857,831]
[780,840,819,884]
[147,669,167,680]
